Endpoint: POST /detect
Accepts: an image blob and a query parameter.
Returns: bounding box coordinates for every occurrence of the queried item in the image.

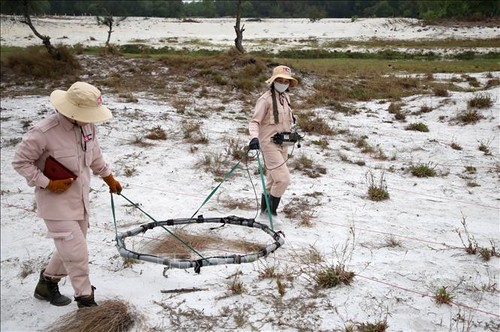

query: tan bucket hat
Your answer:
[265,65,298,87]
[50,82,112,123]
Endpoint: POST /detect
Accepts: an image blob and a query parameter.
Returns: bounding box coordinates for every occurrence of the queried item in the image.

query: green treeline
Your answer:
[1,0,498,20]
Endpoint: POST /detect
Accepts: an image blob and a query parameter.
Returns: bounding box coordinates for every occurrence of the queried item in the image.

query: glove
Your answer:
[102,174,122,194]
[46,178,73,193]
[248,137,260,150]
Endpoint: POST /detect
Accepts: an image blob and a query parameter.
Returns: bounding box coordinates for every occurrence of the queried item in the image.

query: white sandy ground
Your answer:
[1,16,499,53]
[1,17,500,332]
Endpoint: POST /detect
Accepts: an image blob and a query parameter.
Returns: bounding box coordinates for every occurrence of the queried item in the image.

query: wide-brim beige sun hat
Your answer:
[50,82,112,123]
[265,65,298,87]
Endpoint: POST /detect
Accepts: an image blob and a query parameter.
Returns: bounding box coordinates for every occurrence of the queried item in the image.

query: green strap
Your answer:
[111,193,208,263]
[190,160,241,219]
[257,153,274,230]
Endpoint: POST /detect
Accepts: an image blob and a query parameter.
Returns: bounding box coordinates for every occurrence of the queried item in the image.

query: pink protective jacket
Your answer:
[12,112,111,220]
[249,90,294,158]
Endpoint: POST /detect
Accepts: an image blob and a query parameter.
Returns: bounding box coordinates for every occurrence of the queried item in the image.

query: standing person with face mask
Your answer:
[12,82,122,309]
[248,65,299,227]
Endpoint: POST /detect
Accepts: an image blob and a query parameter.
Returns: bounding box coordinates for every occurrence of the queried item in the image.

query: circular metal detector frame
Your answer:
[115,215,285,273]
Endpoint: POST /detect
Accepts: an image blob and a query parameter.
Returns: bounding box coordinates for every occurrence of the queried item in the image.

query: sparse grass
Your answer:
[182,120,208,144]
[314,265,355,289]
[435,286,453,305]
[228,272,246,295]
[457,215,500,261]
[296,110,335,136]
[419,104,433,113]
[145,126,167,140]
[387,102,406,121]
[450,142,462,150]
[455,109,484,124]
[383,235,402,248]
[478,140,492,155]
[468,93,493,109]
[405,122,429,132]
[291,154,327,178]
[282,196,318,226]
[433,87,449,97]
[1,45,80,79]
[409,163,436,177]
[130,136,154,147]
[346,320,389,332]
[366,171,390,201]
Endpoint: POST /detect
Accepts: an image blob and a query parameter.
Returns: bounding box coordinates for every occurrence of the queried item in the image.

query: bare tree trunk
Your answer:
[234,0,245,54]
[105,21,113,47]
[19,0,60,59]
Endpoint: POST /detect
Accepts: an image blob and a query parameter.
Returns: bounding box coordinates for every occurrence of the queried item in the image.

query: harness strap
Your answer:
[271,87,279,124]
[190,160,241,218]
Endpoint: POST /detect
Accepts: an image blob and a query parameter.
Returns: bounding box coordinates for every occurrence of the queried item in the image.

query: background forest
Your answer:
[1,0,499,21]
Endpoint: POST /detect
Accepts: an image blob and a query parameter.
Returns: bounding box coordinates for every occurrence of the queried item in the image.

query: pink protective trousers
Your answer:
[263,146,290,198]
[43,215,92,297]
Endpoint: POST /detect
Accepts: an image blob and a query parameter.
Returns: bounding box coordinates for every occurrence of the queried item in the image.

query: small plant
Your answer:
[405,122,429,132]
[434,286,453,305]
[464,166,476,174]
[182,120,208,144]
[314,265,355,289]
[387,102,406,121]
[145,126,167,140]
[276,275,286,296]
[383,235,402,248]
[123,166,137,177]
[456,109,484,124]
[347,320,389,332]
[433,87,449,97]
[409,163,436,177]
[467,93,493,109]
[228,273,246,295]
[282,196,318,227]
[450,142,462,150]
[292,154,327,178]
[420,104,433,113]
[456,215,478,255]
[366,171,389,201]
[478,140,491,155]
[130,136,154,147]
[296,110,335,136]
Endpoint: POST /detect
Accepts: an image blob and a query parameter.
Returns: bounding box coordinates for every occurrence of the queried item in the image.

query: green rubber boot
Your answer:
[34,270,72,306]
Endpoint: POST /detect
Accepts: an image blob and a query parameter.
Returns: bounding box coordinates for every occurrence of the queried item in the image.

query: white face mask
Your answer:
[274,82,289,93]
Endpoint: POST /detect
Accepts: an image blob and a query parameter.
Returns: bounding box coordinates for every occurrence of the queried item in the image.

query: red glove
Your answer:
[102,174,122,194]
[46,178,73,193]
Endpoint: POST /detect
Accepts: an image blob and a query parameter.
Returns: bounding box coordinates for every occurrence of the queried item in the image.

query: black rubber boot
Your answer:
[75,286,97,308]
[270,195,281,216]
[34,270,72,306]
[261,194,269,213]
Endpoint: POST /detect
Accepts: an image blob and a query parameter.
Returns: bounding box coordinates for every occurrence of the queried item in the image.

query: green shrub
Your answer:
[405,122,429,132]
[409,163,436,177]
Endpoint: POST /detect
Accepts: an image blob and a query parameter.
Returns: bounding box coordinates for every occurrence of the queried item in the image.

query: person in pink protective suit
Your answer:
[12,82,122,308]
[248,65,299,225]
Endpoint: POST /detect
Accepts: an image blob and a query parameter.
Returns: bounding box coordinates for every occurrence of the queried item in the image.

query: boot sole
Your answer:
[34,292,72,306]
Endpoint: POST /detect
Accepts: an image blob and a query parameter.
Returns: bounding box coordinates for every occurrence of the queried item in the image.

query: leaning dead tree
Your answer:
[234,0,245,53]
[18,0,60,59]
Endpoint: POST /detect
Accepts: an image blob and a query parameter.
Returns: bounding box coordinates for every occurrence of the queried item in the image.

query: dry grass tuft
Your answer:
[47,299,140,332]
[282,196,319,226]
[149,229,262,259]
[2,45,80,80]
